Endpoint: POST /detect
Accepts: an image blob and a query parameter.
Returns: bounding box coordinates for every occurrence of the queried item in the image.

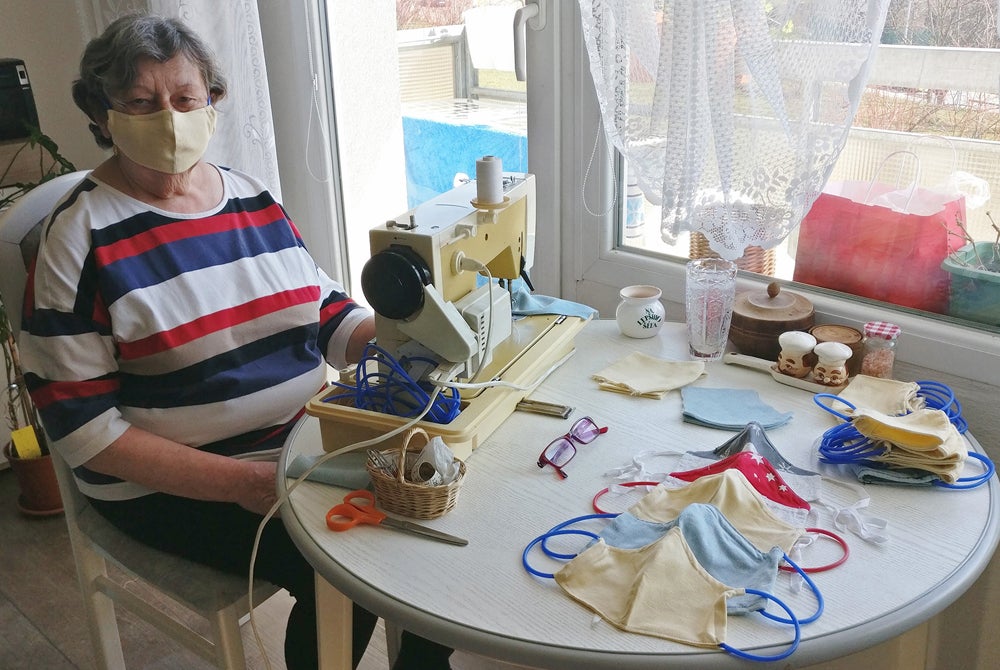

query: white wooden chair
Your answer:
[0,171,280,669]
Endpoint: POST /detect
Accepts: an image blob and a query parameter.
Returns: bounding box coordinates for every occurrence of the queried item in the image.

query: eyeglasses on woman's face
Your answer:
[537,416,608,479]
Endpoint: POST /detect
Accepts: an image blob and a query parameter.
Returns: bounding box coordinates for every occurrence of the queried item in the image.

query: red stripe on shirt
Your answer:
[319,297,353,325]
[31,378,120,410]
[118,286,321,359]
[95,203,286,265]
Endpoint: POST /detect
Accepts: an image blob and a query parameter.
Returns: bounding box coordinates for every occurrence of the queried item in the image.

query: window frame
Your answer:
[531,2,1000,384]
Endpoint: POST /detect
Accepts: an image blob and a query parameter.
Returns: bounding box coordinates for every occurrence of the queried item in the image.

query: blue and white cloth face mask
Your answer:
[553,504,806,652]
[594,503,784,615]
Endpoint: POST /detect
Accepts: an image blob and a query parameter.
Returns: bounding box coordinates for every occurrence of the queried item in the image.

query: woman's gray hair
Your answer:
[72,13,228,149]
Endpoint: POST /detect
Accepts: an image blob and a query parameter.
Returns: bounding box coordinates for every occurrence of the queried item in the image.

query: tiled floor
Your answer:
[0,468,521,669]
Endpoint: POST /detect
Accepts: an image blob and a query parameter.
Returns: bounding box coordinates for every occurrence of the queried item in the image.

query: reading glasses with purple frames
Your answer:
[537,416,608,479]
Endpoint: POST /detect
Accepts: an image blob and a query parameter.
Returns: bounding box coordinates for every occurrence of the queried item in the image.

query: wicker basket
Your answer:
[689,232,776,276]
[365,428,466,519]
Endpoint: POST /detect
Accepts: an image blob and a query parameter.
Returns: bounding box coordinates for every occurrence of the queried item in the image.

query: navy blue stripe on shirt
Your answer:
[98,218,302,304]
[118,324,322,408]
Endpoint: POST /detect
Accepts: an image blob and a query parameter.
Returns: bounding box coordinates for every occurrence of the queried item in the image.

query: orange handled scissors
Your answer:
[325,489,468,546]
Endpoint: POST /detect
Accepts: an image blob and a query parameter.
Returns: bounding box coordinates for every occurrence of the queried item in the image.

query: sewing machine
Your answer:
[360,173,534,382]
[306,172,589,458]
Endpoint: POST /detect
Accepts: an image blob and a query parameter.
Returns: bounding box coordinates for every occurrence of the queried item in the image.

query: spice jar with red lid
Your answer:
[861,321,900,378]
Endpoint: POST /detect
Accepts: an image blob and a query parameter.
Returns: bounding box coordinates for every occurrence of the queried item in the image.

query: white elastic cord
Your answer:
[603,449,683,482]
[817,476,890,544]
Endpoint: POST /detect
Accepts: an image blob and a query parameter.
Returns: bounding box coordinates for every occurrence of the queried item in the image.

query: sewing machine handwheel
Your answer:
[361,246,431,320]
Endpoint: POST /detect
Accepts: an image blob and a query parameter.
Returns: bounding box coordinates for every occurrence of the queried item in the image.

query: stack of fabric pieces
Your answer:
[591,352,705,399]
[848,407,967,484]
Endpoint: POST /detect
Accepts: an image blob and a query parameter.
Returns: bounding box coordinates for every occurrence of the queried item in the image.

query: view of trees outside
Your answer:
[860,1,999,139]
[882,0,999,48]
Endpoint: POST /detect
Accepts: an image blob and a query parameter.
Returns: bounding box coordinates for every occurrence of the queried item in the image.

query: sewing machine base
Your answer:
[306,314,589,459]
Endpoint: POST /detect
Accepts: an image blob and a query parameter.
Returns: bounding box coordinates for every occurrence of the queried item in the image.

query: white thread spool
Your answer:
[410,453,444,487]
[476,155,504,205]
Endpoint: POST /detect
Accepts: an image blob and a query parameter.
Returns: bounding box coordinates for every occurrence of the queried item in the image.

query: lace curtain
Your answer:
[579,0,891,260]
[74,0,281,198]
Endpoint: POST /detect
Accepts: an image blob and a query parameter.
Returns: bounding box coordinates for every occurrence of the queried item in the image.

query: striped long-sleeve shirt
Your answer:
[20,166,369,500]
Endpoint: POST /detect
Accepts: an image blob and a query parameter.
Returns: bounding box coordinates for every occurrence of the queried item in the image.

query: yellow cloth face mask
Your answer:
[629,469,805,554]
[108,105,217,174]
[555,526,741,647]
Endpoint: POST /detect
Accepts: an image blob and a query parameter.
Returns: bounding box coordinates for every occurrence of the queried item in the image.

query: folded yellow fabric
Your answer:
[591,352,706,399]
[850,407,968,483]
[851,407,958,451]
[837,375,924,417]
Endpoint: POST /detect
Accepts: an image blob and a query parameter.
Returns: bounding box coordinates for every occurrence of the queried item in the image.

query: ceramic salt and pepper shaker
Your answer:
[812,341,853,387]
[776,331,817,378]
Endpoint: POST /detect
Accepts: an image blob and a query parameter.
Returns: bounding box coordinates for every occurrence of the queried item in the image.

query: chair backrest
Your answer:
[0,170,88,335]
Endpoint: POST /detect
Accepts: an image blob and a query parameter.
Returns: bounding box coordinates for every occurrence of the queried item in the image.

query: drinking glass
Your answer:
[685,258,738,361]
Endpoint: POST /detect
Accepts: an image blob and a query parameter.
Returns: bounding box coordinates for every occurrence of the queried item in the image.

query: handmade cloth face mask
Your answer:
[671,450,812,512]
[675,421,889,543]
[592,503,784,615]
[554,504,797,650]
[107,105,217,174]
[629,469,805,554]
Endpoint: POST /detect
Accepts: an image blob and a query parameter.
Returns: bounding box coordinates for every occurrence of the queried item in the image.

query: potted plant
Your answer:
[1,126,75,516]
[1,126,77,210]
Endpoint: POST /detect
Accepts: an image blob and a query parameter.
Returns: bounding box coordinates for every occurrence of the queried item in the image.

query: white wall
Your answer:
[0,1,107,174]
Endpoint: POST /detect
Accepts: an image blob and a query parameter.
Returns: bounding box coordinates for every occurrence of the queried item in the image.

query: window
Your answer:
[301,1,1000,384]
[553,2,1000,384]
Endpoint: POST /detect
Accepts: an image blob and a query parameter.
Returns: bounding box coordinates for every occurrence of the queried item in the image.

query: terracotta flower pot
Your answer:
[3,441,63,517]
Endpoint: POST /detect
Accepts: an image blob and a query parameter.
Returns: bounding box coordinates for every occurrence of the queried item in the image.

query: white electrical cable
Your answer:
[247,383,445,669]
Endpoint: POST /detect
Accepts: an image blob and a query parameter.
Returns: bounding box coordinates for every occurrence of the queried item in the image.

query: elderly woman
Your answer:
[19,13,452,670]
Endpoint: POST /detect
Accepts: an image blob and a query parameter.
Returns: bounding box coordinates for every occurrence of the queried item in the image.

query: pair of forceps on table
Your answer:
[326,489,468,546]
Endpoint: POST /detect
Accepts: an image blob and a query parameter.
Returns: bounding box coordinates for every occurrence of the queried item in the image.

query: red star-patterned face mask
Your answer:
[670,451,811,511]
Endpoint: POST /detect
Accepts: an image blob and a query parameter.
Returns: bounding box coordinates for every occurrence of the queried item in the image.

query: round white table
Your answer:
[278,320,999,669]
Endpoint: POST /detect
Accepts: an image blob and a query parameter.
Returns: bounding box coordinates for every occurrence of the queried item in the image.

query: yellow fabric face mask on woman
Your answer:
[107,105,217,174]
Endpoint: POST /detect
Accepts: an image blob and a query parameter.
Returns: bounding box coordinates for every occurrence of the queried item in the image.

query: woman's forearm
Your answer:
[84,426,278,515]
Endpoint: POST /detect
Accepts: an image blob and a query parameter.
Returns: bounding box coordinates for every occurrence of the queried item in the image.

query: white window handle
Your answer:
[514,0,546,82]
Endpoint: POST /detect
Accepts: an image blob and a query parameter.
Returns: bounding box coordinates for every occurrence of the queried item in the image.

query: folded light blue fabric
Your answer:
[681,387,793,430]
[286,452,371,490]
[512,287,599,320]
[479,276,599,320]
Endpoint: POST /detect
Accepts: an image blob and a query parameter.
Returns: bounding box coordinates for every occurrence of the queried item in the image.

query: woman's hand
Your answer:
[236,459,281,516]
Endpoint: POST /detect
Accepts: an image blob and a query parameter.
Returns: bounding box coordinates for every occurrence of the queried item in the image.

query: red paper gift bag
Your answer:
[793,178,966,313]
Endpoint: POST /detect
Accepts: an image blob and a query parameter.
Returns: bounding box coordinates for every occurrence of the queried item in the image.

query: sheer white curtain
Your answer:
[579,0,891,260]
[74,0,281,198]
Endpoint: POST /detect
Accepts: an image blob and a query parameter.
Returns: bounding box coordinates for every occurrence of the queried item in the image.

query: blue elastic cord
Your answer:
[522,529,601,579]
[813,393,856,421]
[934,451,995,489]
[817,422,886,465]
[521,513,618,574]
[719,589,801,662]
[323,343,461,424]
[918,380,968,433]
[760,554,824,625]
[539,513,618,559]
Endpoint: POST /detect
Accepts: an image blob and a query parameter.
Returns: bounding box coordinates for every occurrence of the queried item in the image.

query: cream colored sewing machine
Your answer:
[306,173,589,457]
